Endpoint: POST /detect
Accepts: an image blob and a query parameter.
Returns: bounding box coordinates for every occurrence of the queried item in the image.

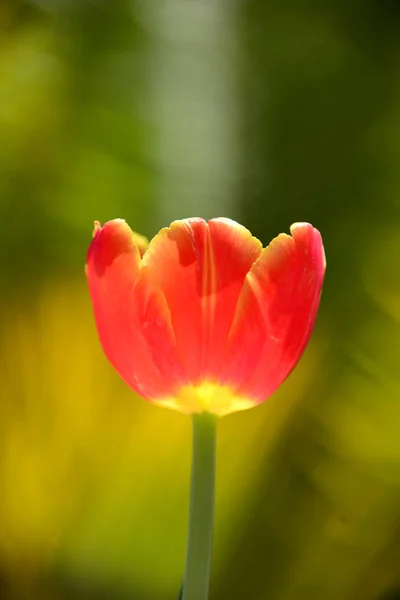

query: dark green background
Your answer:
[1,1,400,599]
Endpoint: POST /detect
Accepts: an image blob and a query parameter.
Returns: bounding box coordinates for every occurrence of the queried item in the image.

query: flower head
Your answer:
[86,218,325,416]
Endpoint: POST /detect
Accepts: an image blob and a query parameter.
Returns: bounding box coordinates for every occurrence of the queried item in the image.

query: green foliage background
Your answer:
[1,1,400,599]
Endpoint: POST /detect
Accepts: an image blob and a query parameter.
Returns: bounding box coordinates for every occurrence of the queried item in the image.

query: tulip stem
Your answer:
[182,413,217,600]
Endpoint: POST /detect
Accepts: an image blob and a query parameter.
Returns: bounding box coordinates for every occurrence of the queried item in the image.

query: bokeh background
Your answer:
[1,1,400,599]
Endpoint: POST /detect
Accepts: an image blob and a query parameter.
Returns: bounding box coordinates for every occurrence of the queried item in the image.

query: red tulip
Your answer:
[86,218,325,416]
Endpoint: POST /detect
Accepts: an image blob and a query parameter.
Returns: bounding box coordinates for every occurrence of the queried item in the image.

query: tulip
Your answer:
[86,217,325,416]
[86,217,325,600]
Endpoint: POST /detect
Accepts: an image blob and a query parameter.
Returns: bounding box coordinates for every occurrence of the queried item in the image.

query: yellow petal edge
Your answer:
[153,381,256,417]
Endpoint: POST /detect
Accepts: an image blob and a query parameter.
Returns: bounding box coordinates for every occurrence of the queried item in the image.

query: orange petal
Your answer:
[219,223,326,402]
[86,219,186,399]
[141,218,263,384]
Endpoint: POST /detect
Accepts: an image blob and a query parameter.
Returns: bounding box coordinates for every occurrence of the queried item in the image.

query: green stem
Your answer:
[182,413,217,600]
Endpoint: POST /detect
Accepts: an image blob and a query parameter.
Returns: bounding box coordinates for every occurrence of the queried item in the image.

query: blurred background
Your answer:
[1,0,400,599]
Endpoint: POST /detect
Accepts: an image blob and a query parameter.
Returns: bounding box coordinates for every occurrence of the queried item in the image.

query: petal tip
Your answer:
[93,220,102,238]
[86,218,138,278]
[290,222,313,233]
[132,231,150,257]
[289,222,326,269]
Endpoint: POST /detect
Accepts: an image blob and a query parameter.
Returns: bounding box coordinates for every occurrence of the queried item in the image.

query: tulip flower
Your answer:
[86,217,325,416]
[86,217,325,600]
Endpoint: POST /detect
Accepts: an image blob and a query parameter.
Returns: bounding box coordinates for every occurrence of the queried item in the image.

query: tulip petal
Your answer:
[220,223,325,402]
[86,220,186,399]
[142,218,263,383]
